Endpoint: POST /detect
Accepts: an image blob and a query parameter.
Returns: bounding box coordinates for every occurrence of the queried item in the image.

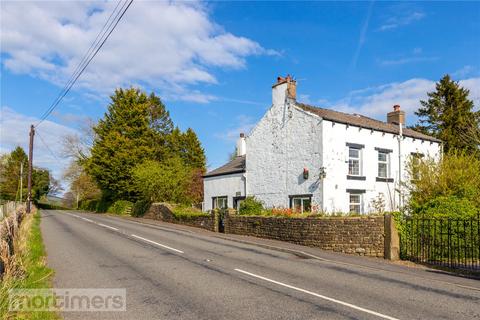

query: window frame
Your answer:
[212,196,228,210]
[348,147,361,176]
[347,189,365,214]
[377,151,390,178]
[346,143,364,177]
[349,194,362,214]
[289,194,312,213]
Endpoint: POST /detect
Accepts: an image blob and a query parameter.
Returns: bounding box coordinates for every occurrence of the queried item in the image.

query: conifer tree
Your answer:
[87,88,173,200]
[414,75,480,153]
[165,127,206,171]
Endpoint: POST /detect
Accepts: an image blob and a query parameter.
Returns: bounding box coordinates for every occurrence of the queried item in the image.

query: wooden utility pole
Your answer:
[27,124,35,213]
[19,162,23,202]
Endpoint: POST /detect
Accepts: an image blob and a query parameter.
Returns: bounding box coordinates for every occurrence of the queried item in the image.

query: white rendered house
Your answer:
[203,76,441,213]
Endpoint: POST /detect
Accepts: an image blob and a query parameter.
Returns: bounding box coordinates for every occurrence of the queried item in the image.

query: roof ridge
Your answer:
[295,102,441,142]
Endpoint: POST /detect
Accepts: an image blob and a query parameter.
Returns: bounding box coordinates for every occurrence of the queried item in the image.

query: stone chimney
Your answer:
[387,105,405,125]
[272,75,296,106]
[236,133,246,157]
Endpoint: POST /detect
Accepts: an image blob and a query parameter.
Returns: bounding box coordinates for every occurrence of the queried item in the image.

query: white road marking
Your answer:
[98,223,119,231]
[82,217,94,223]
[131,234,184,254]
[235,269,399,320]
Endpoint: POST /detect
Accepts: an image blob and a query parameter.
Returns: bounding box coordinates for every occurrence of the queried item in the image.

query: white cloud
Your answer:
[379,11,425,31]
[330,77,480,123]
[1,1,275,102]
[0,107,77,182]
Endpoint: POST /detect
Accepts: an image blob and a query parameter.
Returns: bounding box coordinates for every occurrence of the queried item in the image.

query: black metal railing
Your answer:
[400,216,480,271]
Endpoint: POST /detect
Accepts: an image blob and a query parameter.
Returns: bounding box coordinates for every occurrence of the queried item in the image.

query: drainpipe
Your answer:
[398,122,403,211]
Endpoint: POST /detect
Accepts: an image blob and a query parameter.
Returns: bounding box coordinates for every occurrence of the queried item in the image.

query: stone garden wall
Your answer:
[225,214,386,257]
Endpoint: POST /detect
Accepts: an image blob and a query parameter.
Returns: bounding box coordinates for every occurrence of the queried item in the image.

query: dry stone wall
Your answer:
[225,214,385,257]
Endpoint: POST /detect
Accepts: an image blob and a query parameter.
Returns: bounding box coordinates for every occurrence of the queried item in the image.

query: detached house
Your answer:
[203,76,441,214]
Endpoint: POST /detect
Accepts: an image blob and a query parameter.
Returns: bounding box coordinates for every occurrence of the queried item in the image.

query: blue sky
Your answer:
[1,1,479,186]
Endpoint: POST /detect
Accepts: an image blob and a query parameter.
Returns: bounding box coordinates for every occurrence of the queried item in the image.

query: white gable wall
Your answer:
[321,119,441,213]
[246,102,323,209]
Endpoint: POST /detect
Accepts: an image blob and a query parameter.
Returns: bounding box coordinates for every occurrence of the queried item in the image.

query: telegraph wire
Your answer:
[35,0,134,127]
[36,130,61,162]
[36,0,125,124]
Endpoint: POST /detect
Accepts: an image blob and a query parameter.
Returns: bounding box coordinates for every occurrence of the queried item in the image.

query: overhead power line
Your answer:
[36,130,60,161]
[35,0,134,127]
[36,0,124,124]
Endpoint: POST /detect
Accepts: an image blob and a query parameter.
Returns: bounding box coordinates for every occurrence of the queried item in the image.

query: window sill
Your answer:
[347,175,366,180]
[376,177,394,182]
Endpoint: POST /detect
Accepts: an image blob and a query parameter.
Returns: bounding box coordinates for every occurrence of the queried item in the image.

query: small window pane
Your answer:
[303,198,311,212]
[349,159,360,175]
[349,148,359,158]
[293,198,302,212]
[350,194,360,203]
[349,194,361,214]
[378,152,387,162]
[214,197,228,209]
[378,163,388,178]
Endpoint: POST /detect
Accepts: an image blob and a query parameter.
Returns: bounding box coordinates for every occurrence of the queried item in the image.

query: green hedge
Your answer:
[132,200,151,217]
[36,202,70,210]
[107,200,133,215]
[79,198,113,213]
[171,206,209,219]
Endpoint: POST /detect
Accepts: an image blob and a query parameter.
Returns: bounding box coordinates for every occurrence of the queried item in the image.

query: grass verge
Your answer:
[0,211,60,320]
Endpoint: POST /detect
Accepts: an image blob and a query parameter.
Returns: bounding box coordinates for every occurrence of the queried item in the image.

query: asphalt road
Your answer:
[40,210,480,320]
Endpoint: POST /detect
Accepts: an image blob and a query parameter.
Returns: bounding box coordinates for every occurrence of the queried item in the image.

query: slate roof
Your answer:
[296,103,441,143]
[204,155,246,178]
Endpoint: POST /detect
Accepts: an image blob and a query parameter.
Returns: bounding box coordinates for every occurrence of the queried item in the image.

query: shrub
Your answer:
[132,199,151,217]
[405,151,480,217]
[79,199,98,211]
[171,205,209,219]
[107,200,133,215]
[96,198,112,213]
[238,196,264,215]
[416,196,478,219]
[132,157,194,205]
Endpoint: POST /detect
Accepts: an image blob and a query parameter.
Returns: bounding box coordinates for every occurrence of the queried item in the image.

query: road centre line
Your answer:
[98,223,119,231]
[131,234,184,254]
[234,268,399,320]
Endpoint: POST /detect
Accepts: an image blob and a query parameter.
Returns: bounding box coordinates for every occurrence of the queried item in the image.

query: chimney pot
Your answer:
[393,104,401,111]
[239,132,245,138]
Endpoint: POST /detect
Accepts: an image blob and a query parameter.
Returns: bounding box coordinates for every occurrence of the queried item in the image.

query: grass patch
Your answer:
[0,211,59,320]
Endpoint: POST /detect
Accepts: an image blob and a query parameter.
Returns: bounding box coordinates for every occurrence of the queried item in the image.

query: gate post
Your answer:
[384,214,400,260]
[213,209,219,233]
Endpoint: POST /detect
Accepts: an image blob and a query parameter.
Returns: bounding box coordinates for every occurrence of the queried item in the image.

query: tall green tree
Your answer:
[32,169,55,201]
[413,75,480,153]
[165,127,206,171]
[0,147,28,200]
[86,88,173,200]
